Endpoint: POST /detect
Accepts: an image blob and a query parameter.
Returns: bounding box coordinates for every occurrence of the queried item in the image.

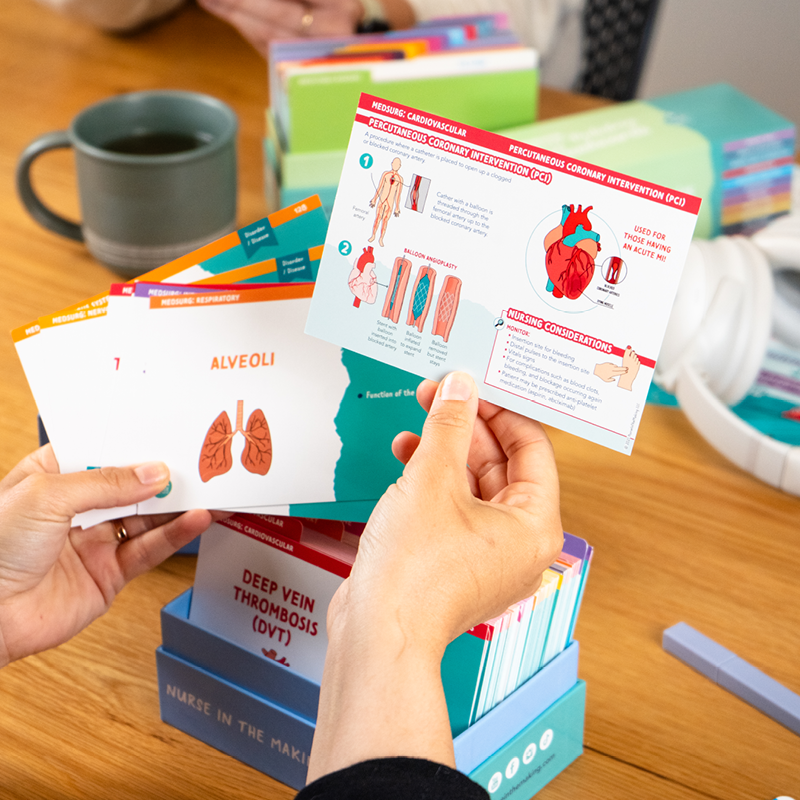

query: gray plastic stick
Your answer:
[663,622,800,737]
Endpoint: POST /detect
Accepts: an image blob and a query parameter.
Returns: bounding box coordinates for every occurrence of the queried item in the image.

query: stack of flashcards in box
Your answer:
[12,195,426,527]
[157,510,592,792]
[186,513,591,693]
[442,533,592,736]
[264,13,539,215]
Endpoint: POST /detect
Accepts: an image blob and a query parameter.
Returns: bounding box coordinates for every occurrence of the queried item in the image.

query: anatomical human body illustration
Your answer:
[348,245,378,307]
[544,204,601,300]
[199,399,272,482]
[369,157,404,246]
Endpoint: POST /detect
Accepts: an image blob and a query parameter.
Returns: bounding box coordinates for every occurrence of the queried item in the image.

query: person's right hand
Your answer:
[340,371,564,651]
[309,372,563,780]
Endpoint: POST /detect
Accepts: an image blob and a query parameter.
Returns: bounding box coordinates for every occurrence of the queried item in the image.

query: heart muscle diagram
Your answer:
[199,400,272,482]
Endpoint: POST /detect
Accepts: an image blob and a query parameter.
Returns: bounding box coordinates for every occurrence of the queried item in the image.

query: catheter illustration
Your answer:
[406,173,429,213]
[407,265,437,332]
[543,204,601,300]
[431,275,462,343]
[199,399,272,482]
[382,256,412,323]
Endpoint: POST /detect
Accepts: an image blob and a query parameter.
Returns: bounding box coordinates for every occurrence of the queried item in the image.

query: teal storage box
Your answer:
[157,589,584,791]
[500,83,795,239]
[470,680,585,798]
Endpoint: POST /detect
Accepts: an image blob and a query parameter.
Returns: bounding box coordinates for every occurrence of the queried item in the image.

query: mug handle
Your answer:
[16,131,84,242]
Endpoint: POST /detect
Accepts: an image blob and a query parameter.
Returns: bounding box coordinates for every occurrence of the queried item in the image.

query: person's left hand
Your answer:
[0,445,219,667]
[198,0,364,54]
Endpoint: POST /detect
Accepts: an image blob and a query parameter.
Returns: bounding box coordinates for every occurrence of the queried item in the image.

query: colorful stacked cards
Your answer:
[442,533,592,736]
[12,196,426,526]
[268,14,537,156]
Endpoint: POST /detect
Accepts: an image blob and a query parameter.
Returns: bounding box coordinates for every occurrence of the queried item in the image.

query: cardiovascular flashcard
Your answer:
[190,515,353,683]
[306,94,702,453]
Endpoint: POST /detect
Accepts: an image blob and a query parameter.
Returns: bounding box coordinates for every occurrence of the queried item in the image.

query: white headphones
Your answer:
[655,201,800,496]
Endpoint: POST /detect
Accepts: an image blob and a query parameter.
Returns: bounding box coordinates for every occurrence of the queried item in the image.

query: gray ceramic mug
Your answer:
[16,90,238,277]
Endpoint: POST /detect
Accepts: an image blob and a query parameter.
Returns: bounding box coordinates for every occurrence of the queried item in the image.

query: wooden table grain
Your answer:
[1,2,798,798]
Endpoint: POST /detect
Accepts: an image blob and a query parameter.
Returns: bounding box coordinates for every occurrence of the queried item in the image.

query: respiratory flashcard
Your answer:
[306,94,702,453]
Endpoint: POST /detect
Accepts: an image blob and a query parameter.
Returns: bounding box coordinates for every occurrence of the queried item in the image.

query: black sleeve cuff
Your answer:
[296,757,490,800]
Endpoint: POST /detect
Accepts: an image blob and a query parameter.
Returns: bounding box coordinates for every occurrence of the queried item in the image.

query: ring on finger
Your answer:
[300,7,313,32]
[113,520,130,544]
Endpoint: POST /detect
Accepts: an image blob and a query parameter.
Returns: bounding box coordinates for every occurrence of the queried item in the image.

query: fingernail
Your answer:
[134,461,169,485]
[440,372,473,402]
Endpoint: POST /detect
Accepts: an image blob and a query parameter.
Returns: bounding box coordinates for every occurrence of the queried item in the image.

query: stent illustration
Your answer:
[348,245,378,307]
[369,157,404,247]
[407,265,437,332]
[431,275,462,343]
[603,255,626,285]
[543,204,601,300]
[382,256,412,323]
[199,399,272,482]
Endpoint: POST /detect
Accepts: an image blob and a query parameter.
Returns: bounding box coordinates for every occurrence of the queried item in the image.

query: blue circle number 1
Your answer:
[339,240,352,256]
[360,153,373,169]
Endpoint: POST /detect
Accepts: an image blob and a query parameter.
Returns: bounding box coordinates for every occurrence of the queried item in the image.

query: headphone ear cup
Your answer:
[772,270,800,349]
[752,211,800,350]
[710,237,773,405]
[656,236,773,406]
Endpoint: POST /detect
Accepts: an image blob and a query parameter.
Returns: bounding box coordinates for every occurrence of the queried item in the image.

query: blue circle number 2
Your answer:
[360,153,373,169]
[339,240,352,256]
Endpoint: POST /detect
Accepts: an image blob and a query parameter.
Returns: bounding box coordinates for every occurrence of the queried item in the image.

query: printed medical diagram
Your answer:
[521,202,645,392]
[199,399,272,482]
[346,156,461,342]
[308,93,701,454]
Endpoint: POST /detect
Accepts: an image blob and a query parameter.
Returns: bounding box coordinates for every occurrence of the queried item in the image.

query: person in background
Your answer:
[34,0,584,89]
[0,372,563,798]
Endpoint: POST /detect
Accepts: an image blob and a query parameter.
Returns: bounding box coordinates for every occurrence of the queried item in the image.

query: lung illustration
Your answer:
[407,265,436,332]
[199,400,272,482]
[431,275,461,343]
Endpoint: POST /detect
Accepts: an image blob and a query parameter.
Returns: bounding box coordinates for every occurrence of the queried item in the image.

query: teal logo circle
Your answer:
[338,240,352,256]
[359,153,374,169]
[156,481,172,499]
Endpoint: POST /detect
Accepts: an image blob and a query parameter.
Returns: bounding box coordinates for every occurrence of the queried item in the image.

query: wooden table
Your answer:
[1,2,798,798]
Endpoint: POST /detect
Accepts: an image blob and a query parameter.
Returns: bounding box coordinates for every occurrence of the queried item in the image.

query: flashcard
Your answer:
[145,195,329,286]
[190,514,356,682]
[99,284,424,517]
[306,94,702,453]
